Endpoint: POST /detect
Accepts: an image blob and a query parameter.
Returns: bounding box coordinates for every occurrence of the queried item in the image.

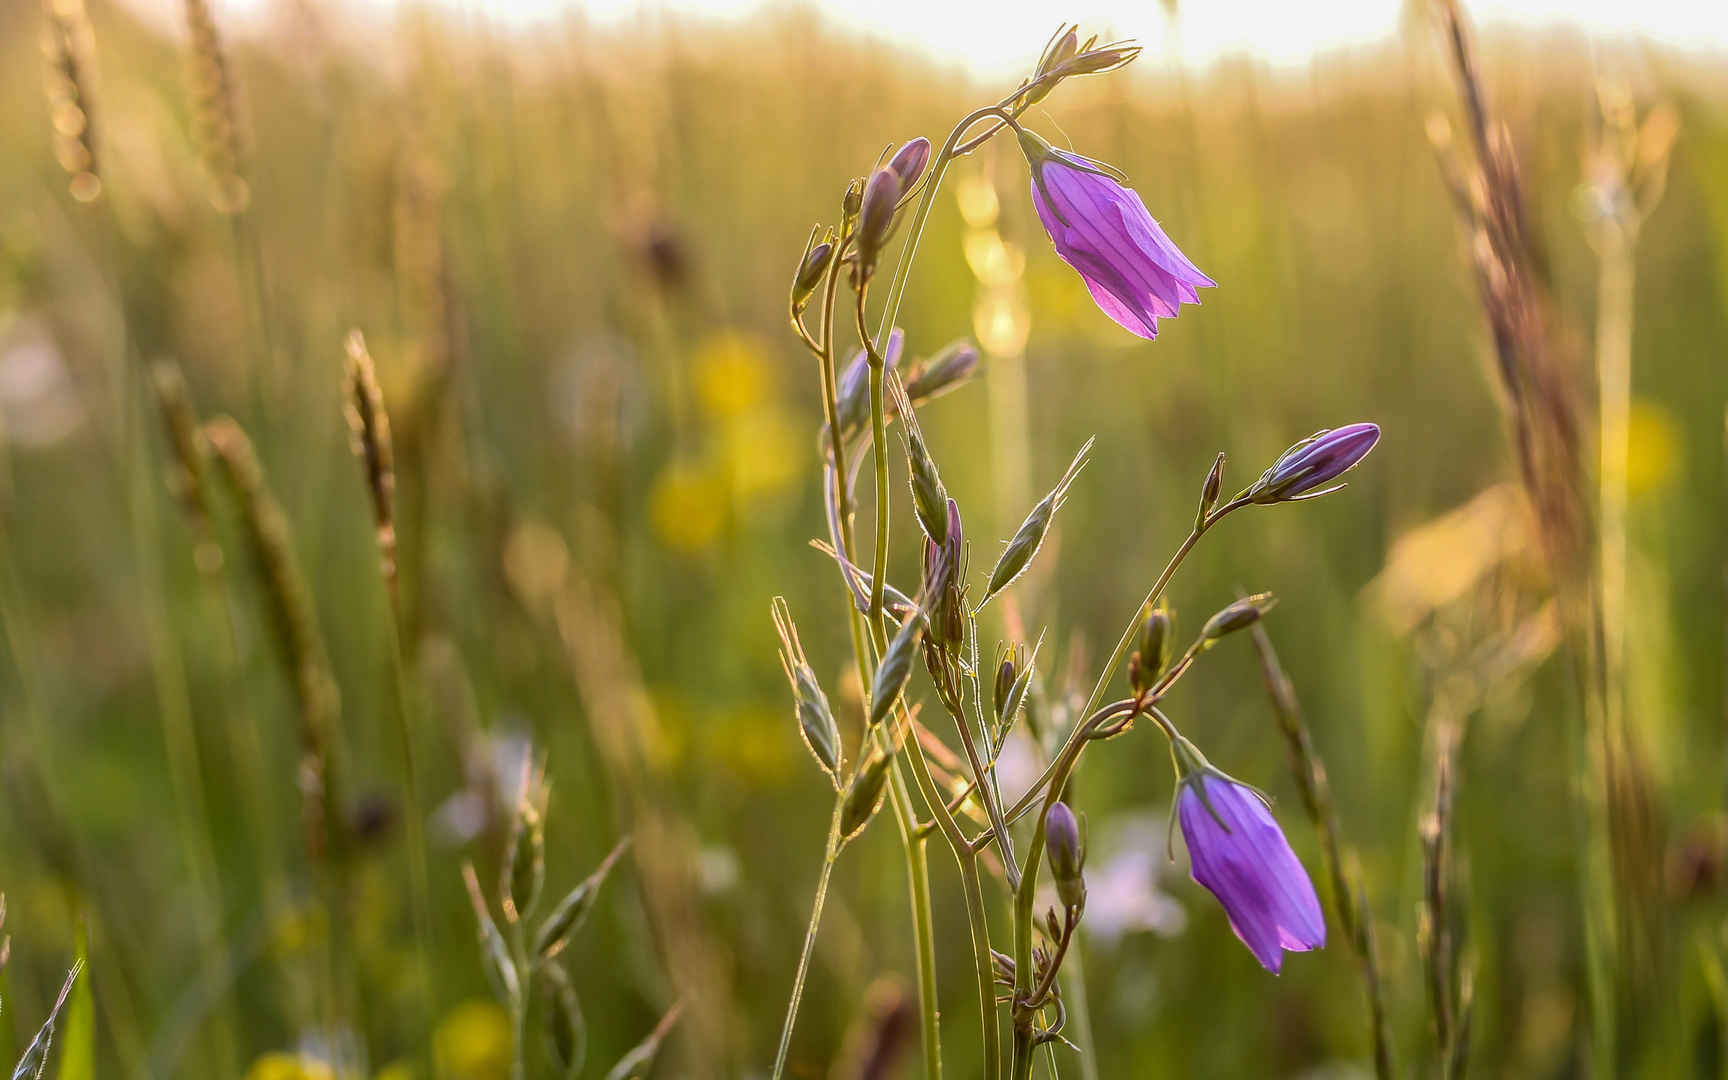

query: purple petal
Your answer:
[1031,160,1215,341]
[1179,778,1325,973]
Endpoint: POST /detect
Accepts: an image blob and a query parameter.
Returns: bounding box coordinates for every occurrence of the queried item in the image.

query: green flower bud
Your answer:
[1130,605,1172,694]
[1201,592,1277,642]
[869,609,925,730]
[841,751,893,842]
[980,438,1093,609]
[791,234,835,312]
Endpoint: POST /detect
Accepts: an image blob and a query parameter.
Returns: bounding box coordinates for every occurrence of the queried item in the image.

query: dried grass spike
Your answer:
[182,0,250,213]
[41,0,101,203]
[343,330,398,588]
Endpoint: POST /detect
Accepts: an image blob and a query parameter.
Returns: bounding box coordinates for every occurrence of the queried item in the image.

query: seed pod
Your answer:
[869,609,925,730]
[1045,801,1087,909]
[534,837,631,961]
[543,961,588,1077]
[773,598,842,785]
[980,437,1094,609]
[1196,451,1225,529]
[1129,605,1172,694]
[1201,592,1277,642]
[841,751,893,842]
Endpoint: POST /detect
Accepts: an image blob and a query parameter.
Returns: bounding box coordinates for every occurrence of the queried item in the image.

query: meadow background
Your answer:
[1,0,1726,1076]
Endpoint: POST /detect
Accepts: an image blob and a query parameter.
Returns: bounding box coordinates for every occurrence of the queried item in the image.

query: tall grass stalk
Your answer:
[343,330,441,1072]
[1251,626,1394,1078]
[42,5,242,1063]
[205,415,354,1035]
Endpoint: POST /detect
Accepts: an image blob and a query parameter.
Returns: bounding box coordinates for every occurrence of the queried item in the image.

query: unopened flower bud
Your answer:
[1046,801,1086,909]
[1201,592,1277,641]
[854,166,901,279]
[841,751,893,841]
[775,598,842,785]
[791,237,835,312]
[869,609,925,729]
[993,650,1018,723]
[534,837,630,960]
[905,428,949,544]
[922,500,966,647]
[501,782,547,924]
[1249,423,1380,504]
[981,438,1092,609]
[887,136,931,195]
[842,177,864,222]
[1129,605,1172,694]
[902,340,980,403]
[1197,451,1225,528]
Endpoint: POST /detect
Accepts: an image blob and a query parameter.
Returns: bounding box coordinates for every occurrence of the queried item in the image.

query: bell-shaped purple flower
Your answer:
[1250,422,1381,504]
[1178,774,1325,973]
[1018,127,1214,340]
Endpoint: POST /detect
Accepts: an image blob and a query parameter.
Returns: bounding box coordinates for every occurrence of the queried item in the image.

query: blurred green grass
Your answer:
[0,2,1726,1077]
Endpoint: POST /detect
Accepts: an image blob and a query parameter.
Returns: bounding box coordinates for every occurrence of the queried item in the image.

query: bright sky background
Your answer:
[159,0,1728,72]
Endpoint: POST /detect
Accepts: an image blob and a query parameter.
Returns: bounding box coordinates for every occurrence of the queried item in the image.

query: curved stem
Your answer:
[1006,497,1247,1063]
[872,104,1027,354]
[770,797,844,1080]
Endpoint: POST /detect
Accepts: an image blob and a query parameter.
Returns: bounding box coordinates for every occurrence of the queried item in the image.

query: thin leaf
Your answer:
[12,962,81,1080]
[603,1000,684,1080]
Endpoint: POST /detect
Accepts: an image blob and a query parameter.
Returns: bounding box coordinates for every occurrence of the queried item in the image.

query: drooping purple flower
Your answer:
[1250,422,1381,504]
[1178,774,1325,973]
[1018,128,1214,340]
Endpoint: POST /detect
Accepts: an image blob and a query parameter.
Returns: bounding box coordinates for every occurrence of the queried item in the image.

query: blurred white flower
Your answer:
[0,316,84,448]
[1080,812,1187,944]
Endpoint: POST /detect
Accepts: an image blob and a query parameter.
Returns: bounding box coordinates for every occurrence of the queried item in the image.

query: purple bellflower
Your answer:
[1174,743,1325,973]
[1017,127,1215,340]
[1250,422,1381,504]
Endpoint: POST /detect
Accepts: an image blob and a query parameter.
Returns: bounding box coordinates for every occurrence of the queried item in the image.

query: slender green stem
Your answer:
[1007,498,1245,1072]
[507,919,528,1080]
[770,797,845,1080]
[961,853,1002,1079]
[775,221,943,1079]
[385,585,443,1077]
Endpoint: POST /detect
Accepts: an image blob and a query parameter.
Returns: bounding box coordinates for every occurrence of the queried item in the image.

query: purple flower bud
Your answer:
[1046,801,1087,909]
[887,137,931,195]
[1200,592,1276,641]
[902,340,979,403]
[855,166,901,276]
[1250,423,1381,504]
[1018,128,1214,340]
[1178,775,1325,973]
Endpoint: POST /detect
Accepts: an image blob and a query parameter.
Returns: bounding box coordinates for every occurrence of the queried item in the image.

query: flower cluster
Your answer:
[771,23,1382,1079]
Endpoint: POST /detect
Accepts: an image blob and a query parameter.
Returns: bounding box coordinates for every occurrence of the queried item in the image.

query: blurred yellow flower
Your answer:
[694,331,771,419]
[1625,399,1679,496]
[650,458,728,553]
[719,410,800,500]
[434,1000,513,1080]
[244,1052,334,1080]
